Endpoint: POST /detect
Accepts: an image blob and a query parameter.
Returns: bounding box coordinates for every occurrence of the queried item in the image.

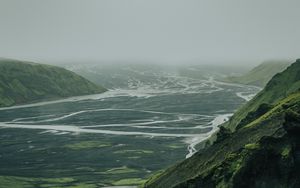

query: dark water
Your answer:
[0,67,259,187]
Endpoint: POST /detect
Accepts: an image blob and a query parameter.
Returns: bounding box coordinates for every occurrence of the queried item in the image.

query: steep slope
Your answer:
[225,60,291,87]
[144,60,300,188]
[225,59,300,131]
[0,58,106,107]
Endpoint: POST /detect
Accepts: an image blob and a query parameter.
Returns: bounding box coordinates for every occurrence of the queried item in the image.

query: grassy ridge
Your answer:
[0,58,106,107]
[144,59,300,188]
[225,59,300,131]
[225,60,291,87]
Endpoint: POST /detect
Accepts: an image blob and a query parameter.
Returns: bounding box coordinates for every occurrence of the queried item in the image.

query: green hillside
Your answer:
[144,59,300,188]
[225,60,292,87]
[225,59,300,131]
[0,58,106,107]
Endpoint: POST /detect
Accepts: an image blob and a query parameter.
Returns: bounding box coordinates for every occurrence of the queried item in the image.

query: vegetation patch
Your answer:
[60,183,98,188]
[244,143,260,150]
[64,141,111,150]
[168,144,184,149]
[0,176,76,188]
[112,178,146,186]
[98,166,139,175]
[281,146,291,158]
[114,149,154,154]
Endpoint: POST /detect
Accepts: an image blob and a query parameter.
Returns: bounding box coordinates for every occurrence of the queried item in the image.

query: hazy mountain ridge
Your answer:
[67,63,251,90]
[143,59,300,188]
[0,59,106,107]
[224,60,292,87]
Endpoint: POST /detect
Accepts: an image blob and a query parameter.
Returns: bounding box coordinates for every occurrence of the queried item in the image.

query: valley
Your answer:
[0,65,259,187]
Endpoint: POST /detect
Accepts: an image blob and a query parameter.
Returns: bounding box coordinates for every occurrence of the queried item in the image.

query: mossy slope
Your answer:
[144,60,300,188]
[225,59,300,131]
[0,58,106,107]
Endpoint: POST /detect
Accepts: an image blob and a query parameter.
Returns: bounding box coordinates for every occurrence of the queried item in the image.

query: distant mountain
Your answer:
[67,63,249,90]
[225,60,292,87]
[144,59,300,188]
[0,58,106,107]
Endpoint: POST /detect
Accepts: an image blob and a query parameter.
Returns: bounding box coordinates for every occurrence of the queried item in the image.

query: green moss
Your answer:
[41,177,75,183]
[112,178,146,186]
[142,170,164,186]
[62,183,98,188]
[244,143,260,150]
[225,153,237,160]
[281,147,291,158]
[244,92,300,129]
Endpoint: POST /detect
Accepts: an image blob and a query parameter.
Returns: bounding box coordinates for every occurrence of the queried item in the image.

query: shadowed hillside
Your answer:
[0,58,106,107]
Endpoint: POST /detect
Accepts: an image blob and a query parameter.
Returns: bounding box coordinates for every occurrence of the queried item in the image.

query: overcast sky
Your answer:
[0,0,299,64]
